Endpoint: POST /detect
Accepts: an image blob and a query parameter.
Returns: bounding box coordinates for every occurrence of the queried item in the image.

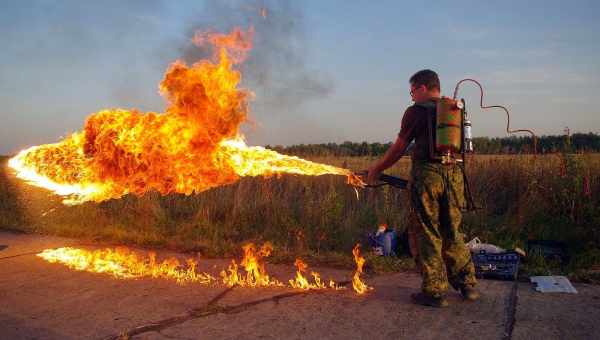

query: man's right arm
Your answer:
[368,135,409,174]
[366,107,416,184]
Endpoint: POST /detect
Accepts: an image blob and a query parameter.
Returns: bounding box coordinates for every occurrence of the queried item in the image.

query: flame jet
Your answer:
[9,28,362,205]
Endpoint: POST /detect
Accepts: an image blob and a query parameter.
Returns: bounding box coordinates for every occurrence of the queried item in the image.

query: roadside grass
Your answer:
[1,153,599,279]
[0,156,25,231]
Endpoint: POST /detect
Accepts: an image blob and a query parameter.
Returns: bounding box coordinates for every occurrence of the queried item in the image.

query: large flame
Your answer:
[8,27,362,205]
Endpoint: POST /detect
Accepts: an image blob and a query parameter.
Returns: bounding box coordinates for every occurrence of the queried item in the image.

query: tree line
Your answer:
[266,133,600,157]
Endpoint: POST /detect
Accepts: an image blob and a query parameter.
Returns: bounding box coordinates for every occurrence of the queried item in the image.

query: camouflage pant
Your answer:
[410,161,477,298]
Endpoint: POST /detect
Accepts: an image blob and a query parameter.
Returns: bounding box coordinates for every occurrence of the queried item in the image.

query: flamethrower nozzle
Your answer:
[355,171,408,190]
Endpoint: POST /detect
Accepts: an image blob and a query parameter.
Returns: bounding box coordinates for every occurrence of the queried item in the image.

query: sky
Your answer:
[1,0,599,154]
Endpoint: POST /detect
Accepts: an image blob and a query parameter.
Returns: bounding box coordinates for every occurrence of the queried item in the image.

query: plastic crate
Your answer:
[472,250,520,280]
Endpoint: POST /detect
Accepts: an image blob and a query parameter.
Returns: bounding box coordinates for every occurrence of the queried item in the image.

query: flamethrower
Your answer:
[356,171,408,189]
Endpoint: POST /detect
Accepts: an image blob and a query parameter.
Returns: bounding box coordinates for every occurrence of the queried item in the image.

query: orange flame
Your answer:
[8,27,363,205]
[220,242,283,287]
[192,27,254,64]
[289,258,311,289]
[351,244,371,294]
[288,258,343,290]
[37,247,215,284]
[37,244,364,294]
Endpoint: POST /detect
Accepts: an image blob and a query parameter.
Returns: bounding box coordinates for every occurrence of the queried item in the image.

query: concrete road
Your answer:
[1,231,598,340]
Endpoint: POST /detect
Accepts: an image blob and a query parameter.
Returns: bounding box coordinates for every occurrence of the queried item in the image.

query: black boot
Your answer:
[410,292,449,308]
[459,285,480,301]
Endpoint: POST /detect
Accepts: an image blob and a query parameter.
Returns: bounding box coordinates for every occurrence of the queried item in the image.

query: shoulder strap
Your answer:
[412,100,437,160]
[412,100,436,112]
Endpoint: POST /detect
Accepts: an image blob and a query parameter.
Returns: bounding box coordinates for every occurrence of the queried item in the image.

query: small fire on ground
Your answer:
[37,242,371,295]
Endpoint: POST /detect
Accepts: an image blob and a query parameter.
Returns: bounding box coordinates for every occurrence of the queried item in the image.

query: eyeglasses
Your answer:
[410,86,423,96]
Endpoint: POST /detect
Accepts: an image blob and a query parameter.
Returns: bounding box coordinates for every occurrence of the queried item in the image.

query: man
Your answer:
[366,69,479,308]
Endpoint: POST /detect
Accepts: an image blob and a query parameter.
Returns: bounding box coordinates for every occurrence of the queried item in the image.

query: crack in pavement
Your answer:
[103,280,353,340]
[502,280,519,340]
[103,288,305,340]
[101,286,235,340]
[0,251,43,260]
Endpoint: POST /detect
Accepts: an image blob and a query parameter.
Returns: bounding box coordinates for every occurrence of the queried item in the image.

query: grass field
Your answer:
[1,153,599,280]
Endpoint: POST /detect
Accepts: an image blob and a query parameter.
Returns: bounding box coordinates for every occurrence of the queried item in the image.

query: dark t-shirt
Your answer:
[398,99,438,161]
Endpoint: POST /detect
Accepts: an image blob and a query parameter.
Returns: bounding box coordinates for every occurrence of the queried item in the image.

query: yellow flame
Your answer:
[351,244,372,295]
[220,138,351,177]
[220,242,283,287]
[288,258,344,290]
[37,247,215,284]
[38,244,357,293]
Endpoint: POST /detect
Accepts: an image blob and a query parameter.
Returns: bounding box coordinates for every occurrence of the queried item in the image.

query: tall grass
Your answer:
[1,154,599,274]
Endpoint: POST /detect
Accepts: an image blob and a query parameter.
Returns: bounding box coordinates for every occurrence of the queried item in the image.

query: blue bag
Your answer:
[368,227,398,256]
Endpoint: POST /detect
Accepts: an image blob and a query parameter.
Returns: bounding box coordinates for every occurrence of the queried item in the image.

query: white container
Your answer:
[466,237,505,254]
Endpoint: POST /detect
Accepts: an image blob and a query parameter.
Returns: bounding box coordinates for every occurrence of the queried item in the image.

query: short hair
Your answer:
[409,69,440,91]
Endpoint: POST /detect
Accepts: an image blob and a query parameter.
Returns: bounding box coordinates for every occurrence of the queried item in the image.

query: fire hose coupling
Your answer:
[355,171,408,189]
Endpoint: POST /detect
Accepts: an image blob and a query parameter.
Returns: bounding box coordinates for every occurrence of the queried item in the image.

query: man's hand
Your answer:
[366,166,381,186]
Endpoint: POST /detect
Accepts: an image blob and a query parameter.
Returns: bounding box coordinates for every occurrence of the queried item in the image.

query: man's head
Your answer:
[409,69,441,103]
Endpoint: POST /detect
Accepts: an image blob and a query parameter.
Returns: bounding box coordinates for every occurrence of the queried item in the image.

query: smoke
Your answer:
[1,0,168,109]
[0,0,170,154]
[179,0,334,114]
